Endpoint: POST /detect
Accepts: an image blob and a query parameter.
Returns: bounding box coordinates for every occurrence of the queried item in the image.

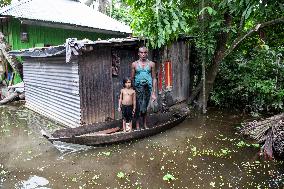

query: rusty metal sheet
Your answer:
[79,47,113,125]
[158,41,190,104]
[170,41,190,102]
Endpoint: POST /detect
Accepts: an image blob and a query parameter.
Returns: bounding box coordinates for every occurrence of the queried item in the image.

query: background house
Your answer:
[0,0,131,87]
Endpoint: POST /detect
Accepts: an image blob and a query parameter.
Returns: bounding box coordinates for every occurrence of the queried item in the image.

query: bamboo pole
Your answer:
[201,0,206,113]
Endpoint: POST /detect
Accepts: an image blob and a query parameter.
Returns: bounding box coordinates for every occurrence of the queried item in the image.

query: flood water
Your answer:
[0,103,283,189]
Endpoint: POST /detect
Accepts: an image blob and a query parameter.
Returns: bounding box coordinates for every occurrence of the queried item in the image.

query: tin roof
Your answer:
[0,0,131,34]
[9,37,141,62]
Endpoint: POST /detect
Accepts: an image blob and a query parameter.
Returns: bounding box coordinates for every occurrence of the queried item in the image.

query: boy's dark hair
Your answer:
[123,77,132,87]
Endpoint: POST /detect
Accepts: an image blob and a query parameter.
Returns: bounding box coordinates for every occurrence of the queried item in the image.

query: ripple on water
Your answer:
[53,141,93,159]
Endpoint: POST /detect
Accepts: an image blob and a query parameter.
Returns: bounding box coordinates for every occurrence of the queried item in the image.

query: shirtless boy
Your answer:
[118,78,136,132]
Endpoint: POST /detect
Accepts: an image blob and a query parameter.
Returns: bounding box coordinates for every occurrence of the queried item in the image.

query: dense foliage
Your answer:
[124,0,187,48]
[212,46,284,112]
[107,0,132,25]
[211,22,284,113]
[124,0,283,49]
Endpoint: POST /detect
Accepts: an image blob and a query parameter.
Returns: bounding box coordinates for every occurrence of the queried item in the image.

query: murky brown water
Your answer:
[0,103,283,189]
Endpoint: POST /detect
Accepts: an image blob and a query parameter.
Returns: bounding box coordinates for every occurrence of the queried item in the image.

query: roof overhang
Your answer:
[20,18,130,36]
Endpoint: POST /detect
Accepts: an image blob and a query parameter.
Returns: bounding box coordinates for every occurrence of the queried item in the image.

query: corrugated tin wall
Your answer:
[24,57,81,128]
[79,46,114,125]
[111,47,139,119]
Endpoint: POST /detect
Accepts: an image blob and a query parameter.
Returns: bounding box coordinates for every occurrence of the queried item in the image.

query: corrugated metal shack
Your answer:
[10,37,191,128]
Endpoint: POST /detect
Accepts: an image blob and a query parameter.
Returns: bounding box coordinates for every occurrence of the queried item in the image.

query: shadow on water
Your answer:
[0,103,283,188]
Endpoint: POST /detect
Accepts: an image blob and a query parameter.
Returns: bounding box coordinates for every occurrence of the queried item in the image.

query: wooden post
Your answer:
[201,0,207,114]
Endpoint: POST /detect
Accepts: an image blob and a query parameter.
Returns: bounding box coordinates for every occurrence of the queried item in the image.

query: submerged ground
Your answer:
[0,103,283,189]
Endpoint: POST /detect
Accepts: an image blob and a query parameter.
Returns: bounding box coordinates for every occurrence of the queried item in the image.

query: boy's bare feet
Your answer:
[128,123,133,132]
[123,120,126,132]
[136,122,140,130]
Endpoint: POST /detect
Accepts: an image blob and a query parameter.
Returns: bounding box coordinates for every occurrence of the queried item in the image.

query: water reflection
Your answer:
[16,175,50,189]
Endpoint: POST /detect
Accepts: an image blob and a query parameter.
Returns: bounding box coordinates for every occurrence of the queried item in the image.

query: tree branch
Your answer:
[224,17,284,60]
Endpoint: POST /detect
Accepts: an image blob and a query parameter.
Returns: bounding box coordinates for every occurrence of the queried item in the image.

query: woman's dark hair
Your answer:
[123,77,132,87]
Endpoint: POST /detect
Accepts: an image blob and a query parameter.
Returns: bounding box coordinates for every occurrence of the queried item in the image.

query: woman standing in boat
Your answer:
[131,47,157,130]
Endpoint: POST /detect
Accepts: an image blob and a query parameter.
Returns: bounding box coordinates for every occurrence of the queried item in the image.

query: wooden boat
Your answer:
[42,110,188,146]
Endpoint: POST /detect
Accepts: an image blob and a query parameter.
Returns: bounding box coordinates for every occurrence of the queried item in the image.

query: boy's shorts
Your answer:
[122,105,133,123]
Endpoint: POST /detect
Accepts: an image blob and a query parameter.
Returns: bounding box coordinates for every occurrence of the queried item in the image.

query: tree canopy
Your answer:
[123,0,284,109]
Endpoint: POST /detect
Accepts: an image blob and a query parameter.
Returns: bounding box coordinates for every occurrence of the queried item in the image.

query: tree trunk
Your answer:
[0,33,23,79]
[0,92,20,105]
[197,12,232,107]
[98,0,109,14]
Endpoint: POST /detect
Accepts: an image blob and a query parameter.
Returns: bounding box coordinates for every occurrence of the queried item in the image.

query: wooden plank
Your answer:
[83,127,121,136]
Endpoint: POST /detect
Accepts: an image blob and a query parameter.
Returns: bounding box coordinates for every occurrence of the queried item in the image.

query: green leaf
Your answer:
[92,175,100,180]
[102,151,111,156]
[172,25,176,32]
[252,144,260,148]
[210,181,216,187]
[0,170,7,175]
[163,18,169,25]
[207,7,213,15]
[199,6,216,16]
[244,6,252,19]
[220,148,229,155]
[236,141,246,147]
[117,172,125,179]
[163,173,175,181]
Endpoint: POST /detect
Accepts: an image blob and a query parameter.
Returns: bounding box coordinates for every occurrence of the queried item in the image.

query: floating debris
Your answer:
[240,113,284,159]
